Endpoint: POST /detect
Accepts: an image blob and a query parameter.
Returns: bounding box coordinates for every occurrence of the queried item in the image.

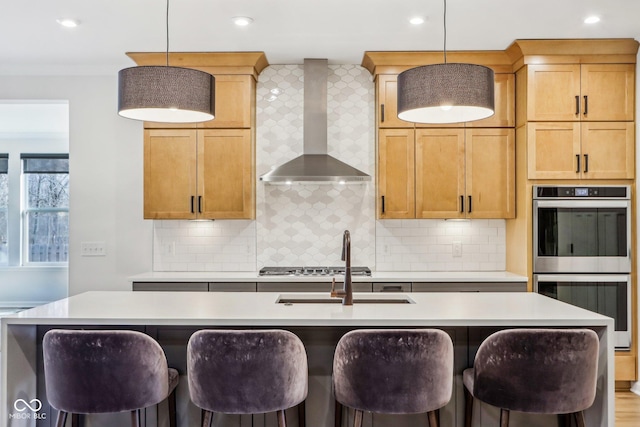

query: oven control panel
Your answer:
[534,185,629,199]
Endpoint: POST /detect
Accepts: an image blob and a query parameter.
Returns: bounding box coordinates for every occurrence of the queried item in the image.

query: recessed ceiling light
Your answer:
[409,16,425,25]
[584,16,601,24]
[56,18,80,28]
[232,16,253,27]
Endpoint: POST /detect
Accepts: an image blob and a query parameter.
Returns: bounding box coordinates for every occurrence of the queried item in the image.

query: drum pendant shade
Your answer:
[118,65,215,123]
[397,63,494,124]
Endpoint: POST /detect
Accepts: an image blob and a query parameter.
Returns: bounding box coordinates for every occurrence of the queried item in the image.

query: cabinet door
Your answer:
[378,129,415,218]
[198,129,254,219]
[415,129,465,219]
[144,129,197,219]
[581,64,635,121]
[377,75,412,128]
[580,122,635,179]
[527,65,581,121]
[465,73,515,128]
[465,129,515,219]
[199,75,254,129]
[527,122,581,180]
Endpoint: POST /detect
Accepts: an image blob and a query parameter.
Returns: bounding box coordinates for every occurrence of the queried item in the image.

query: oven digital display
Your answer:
[575,187,589,196]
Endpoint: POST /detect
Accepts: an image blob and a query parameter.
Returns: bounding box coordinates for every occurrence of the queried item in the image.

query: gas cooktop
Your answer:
[259,266,372,277]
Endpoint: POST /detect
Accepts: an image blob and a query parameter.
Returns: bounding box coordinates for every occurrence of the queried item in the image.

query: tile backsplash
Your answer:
[152,64,506,272]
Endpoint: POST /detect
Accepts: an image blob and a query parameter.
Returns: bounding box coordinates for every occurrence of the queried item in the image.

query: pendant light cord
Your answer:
[443,0,447,64]
[166,0,170,66]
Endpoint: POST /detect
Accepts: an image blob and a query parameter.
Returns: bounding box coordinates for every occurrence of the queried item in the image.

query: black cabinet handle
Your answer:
[381,195,385,214]
[584,95,588,115]
[468,195,472,213]
[380,285,403,292]
[381,104,385,122]
[198,196,202,214]
[460,195,464,213]
[575,95,580,115]
[191,196,195,214]
[576,154,581,173]
[584,154,589,173]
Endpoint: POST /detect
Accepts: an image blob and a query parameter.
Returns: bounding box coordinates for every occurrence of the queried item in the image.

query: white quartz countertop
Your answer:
[128,271,528,283]
[1,291,610,328]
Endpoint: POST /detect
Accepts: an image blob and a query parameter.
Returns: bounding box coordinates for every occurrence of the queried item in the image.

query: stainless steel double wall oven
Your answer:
[533,185,632,349]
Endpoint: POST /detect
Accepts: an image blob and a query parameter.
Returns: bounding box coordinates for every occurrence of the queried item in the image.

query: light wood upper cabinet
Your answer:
[527,121,634,180]
[144,129,254,220]
[144,75,254,129]
[378,129,415,218]
[525,64,635,122]
[380,128,515,219]
[377,73,514,128]
[415,129,465,218]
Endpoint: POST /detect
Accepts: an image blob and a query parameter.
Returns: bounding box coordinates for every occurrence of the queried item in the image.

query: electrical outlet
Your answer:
[81,241,107,257]
[162,242,176,256]
[453,241,462,257]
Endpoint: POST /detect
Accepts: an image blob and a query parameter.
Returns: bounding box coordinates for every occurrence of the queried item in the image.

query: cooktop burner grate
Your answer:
[259,266,371,276]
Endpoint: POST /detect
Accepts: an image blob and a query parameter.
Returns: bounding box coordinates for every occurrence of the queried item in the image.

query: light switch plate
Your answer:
[81,241,106,257]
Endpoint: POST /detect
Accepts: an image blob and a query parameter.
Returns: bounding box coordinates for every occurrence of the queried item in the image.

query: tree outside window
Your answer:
[0,154,7,264]
[22,155,69,263]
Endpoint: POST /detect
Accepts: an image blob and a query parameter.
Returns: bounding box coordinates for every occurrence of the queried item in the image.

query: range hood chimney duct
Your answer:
[260,59,371,183]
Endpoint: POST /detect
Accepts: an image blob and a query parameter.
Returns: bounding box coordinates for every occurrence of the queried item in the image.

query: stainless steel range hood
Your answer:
[260,59,371,183]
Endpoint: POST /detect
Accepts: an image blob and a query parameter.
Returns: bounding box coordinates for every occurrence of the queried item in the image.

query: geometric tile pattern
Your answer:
[152,64,506,272]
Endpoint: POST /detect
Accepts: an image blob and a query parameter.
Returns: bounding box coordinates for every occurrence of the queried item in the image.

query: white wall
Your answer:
[0,76,151,298]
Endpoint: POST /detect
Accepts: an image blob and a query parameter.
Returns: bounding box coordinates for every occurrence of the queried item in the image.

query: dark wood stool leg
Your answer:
[558,413,572,427]
[202,410,213,427]
[131,409,141,427]
[55,410,68,427]
[277,409,287,427]
[71,413,81,427]
[500,409,510,427]
[464,386,473,427]
[168,388,177,427]
[353,409,363,427]
[427,410,438,427]
[297,401,306,427]
[334,400,343,427]
[574,411,586,427]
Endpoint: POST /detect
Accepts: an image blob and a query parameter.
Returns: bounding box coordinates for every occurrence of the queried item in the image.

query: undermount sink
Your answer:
[276,294,415,304]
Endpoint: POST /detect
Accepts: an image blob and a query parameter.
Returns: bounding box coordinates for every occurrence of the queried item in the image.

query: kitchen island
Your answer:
[1,291,613,427]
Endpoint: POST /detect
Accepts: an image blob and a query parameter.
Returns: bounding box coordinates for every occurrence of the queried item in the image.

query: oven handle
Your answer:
[533,200,630,209]
[534,274,630,284]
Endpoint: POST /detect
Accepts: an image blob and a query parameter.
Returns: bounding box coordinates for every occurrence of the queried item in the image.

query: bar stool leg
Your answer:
[297,401,306,427]
[464,387,473,427]
[334,400,343,427]
[500,409,510,427]
[168,388,177,427]
[71,413,81,427]
[427,410,438,427]
[130,409,141,427]
[353,409,363,427]
[574,411,586,427]
[276,409,287,427]
[55,410,68,427]
[201,410,213,427]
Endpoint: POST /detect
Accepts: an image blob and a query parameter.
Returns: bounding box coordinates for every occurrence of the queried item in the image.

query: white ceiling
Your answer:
[2,0,639,75]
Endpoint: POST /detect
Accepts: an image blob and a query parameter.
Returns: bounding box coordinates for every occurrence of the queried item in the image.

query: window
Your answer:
[22,154,69,263]
[0,154,7,264]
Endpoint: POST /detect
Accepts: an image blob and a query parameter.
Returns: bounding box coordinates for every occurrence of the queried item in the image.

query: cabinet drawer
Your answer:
[132,282,208,292]
[412,282,526,292]
[208,282,256,292]
[257,282,373,293]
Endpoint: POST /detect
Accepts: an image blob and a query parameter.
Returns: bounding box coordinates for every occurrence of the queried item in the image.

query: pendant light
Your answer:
[397,0,494,124]
[117,0,215,123]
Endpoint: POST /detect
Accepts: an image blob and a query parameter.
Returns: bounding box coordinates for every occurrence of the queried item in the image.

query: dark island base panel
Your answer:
[31,325,581,427]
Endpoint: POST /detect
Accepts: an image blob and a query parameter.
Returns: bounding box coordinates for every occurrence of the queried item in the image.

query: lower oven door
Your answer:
[534,274,631,349]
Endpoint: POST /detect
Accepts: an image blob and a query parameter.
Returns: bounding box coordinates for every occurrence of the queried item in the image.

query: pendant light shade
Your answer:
[118,66,215,123]
[397,63,494,124]
[396,0,495,124]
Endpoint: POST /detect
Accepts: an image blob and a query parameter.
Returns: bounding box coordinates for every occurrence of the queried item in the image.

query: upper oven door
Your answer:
[533,199,631,273]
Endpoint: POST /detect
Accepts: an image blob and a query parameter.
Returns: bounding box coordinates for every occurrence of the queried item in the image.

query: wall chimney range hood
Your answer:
[260,59,371,183]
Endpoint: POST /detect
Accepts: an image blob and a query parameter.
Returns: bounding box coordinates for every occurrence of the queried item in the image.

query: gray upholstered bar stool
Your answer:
[187,329,308,427]
[463,328,599,427]
[43,329,179,427]
[332,329,454,427]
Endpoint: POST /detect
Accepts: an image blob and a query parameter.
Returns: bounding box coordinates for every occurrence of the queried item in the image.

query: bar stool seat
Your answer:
[332,329,454,427]
[463,328,599,427]
[187,329,308,427]
[43,329,178,427]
